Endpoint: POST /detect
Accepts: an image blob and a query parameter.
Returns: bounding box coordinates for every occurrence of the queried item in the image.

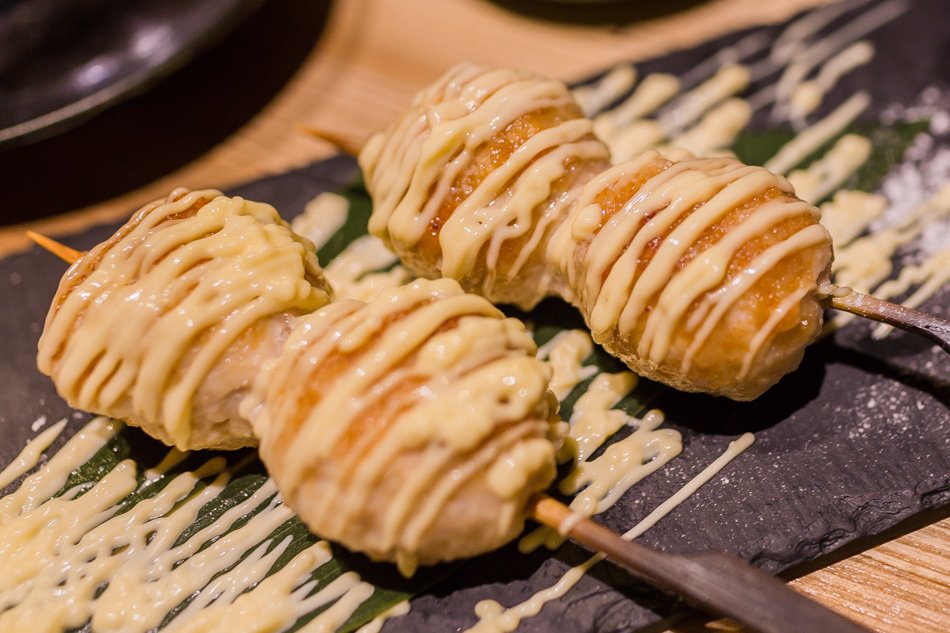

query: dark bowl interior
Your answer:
[0,0,263,147]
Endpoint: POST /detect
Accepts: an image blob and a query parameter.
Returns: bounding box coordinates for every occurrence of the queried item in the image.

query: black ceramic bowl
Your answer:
[0,0,262,147]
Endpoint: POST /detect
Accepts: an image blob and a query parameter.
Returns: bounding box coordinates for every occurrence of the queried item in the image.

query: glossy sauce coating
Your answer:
[361,64,833,399]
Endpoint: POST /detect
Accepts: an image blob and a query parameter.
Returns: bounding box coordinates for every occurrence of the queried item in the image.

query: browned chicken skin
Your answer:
[361,64,833,400]
[37,188,332,450]
[245,280,559,572]
[37,190,561,571]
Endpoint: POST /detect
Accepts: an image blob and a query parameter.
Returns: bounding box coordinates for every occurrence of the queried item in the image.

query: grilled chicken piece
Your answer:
[38,188,332,450]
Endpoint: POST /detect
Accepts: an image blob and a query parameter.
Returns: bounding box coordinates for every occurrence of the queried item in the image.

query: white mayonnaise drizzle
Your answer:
[581,409,678,505]
[760,0,872,78]
[755,0,906,116]
[870,249,950,339]
[833,183,950,293]
[788,133,871,203]
[592,73,680,142]
[522,331,682,554]
[470,433,755,633]
[789,41,875,121]
[0,418,67,490]
[820,190,887,247]
[659,64,750,135]
[604,119,664,163]
[291,192,351,251]
[823,183,950,335]
[0,417,392,633]
[766,92,869,174]
[665,98,751,157]
[354,600,411,633]
[324,234,410,301]
[573,64,637,116]
[536,329,598,400]
[291,193,417,303]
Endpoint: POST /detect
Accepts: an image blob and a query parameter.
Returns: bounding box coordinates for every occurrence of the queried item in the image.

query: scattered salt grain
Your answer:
[31,415,46,432]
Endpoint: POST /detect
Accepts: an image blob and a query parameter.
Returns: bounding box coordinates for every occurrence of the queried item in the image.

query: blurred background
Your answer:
[0,0,331,221]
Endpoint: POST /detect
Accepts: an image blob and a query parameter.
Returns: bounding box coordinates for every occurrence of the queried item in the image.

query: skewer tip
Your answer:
[295,122,362,157]
[820,286,950,354]
[26,230,82,264]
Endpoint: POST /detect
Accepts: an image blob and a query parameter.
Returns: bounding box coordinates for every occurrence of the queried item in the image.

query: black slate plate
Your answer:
[2,0,949,631]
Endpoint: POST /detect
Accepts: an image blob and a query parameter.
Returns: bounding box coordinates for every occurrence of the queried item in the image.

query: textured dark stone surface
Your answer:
[1,1,948,631]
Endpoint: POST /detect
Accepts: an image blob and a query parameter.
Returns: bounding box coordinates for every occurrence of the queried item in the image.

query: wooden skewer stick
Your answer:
[299,124,950,355]
[296,123,364,157]
[821,289,950,353]
[29,229,869,633]
[26,230,83,264]
[531,497,870,633]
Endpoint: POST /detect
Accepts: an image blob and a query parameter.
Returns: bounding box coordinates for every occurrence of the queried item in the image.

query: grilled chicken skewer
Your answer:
[30,204,870,632]
[356,64,948,400]
[36,188,332,450]
[32,193,558,572]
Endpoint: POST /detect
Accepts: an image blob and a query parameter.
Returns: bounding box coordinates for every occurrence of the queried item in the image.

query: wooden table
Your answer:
[2,0,947,630]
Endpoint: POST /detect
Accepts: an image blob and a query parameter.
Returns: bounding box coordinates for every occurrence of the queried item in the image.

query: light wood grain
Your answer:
[672,517,950,632]
[4,0,948,631]
[791,519,950,631]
